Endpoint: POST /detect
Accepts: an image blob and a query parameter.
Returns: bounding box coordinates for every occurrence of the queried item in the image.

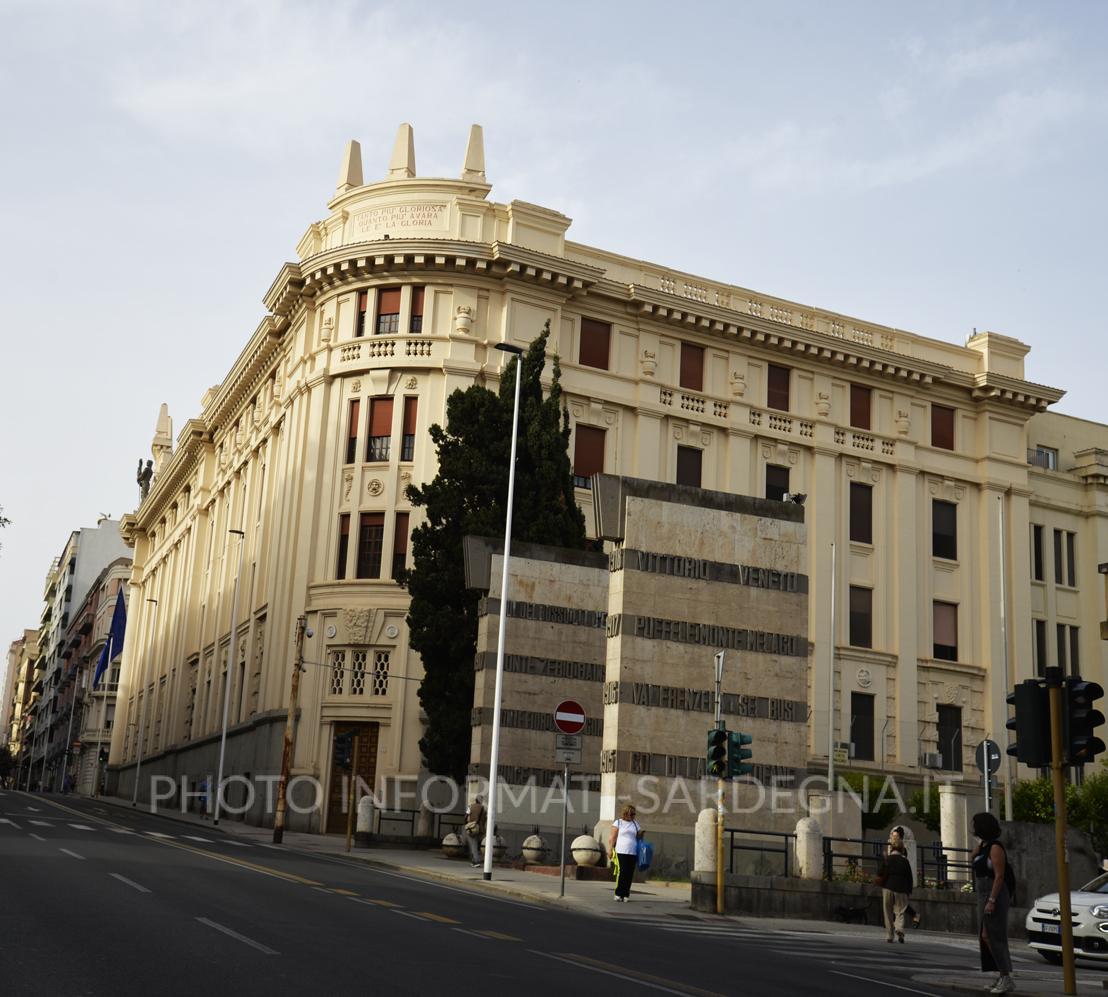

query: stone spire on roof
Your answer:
[151,403,173,473]
[336,139,363,193]
[461,124,486,183]
[387,123,416,179]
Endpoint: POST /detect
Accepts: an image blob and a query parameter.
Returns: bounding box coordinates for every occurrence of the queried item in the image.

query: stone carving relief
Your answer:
[367,478,384,496]
[857,667,872,689]
[815,392,831,418]
[729,370,746,397]
[343,607,377,645]
[343,471,353,502]
[846,461,880,484]
[406,377,417,389]
[454,305,473,335]
[321,316,334,344]
[640,350,657,377]
[384,624,399,639]
[352,379,362,393]
[895,409,910,435]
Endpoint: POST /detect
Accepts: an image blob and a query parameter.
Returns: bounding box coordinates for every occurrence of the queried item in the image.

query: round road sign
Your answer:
[975,738,1002,775]
[554,700,586,735]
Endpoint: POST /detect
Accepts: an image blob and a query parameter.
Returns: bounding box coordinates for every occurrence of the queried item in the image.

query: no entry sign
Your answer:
[554,700,586,735]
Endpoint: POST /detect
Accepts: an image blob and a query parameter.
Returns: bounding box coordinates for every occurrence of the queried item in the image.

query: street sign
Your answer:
[975,738,1002,775]
[832,747,849,765]
[555,747,582,764]
[554,700,586,735]
[555,733,582,750]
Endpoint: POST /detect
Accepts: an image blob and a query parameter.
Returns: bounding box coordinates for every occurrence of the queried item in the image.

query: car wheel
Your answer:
[1038,951,1063,965]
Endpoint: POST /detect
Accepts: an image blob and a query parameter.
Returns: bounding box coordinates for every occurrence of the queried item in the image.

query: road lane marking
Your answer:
[109,873,151,894]
[29,820,52,827]
[416,912,461,924]
[0,818,20,829]
[348,897,401,908]
[195,918,278,956]
[362,867,542,909]
[477,930,520,941]
[110,829,135,834]
[184,836,212,843]
[392,910,430,921]
[332,888,359,896]
[59,848,85,860]
[25,806,40,812]
[531,952,725,996]
[69,824,94,830]
[829,971,941,996]
[146,832,174,839]
[223,841,250,847]
[452,928,490,940]
[29,833,46,842]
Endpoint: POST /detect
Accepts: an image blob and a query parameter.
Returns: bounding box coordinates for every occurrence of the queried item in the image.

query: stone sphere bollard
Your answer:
[570,834,603,866]
[441,832,464,859]
[521,834,548,865]
[480,833,507,861]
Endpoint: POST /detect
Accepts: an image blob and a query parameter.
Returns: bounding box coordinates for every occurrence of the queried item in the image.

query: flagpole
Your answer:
[132,598,158,806]
[92,634,111,798]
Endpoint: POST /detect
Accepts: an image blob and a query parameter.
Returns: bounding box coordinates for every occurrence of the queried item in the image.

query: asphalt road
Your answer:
[0,790,981,997]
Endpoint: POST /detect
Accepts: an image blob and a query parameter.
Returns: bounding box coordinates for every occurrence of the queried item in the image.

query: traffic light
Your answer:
[333,731,354,770]
[1066,679,1105,765]
[707,728,727,777]
[727,731,753,778]
[1006,680,1051,768]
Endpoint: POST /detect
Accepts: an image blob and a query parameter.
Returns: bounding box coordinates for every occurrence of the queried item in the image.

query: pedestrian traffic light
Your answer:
[707,728,727,778]
[727,731,753,778]
[1006,679,1051,768]
[333,731,354,770]
[1066,679,1105,765]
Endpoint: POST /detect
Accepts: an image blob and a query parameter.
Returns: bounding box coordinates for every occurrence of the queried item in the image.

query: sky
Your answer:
[2,0,1106,690]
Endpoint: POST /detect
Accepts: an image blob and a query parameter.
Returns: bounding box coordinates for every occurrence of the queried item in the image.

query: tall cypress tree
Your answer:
[404,323,586,779]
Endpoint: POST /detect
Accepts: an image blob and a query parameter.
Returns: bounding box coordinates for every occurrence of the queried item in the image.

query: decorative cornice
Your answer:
[971,371,1066,412]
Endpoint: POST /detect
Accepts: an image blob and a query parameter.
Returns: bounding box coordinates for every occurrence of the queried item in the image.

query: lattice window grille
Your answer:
[350,651,367,696]
[372,651,390,696]
[329,650,346,695]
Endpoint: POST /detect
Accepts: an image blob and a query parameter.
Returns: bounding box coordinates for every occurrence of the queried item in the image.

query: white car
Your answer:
[1025,872,1108,963]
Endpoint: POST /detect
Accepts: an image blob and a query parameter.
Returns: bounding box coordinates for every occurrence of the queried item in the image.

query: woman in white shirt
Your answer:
[608,803,643,902]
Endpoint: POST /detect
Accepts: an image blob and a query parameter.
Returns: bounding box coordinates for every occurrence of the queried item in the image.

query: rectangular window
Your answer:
[1066,531,1076,587]
[1053,529,1064,584]
[345,399,360,465]
[767,364,791,412]
[355,291,368,338]
[1033,619,1047,676]
[1031,524,1044,581]
[367,397,393,462]
[676,445,702,488]
[336,515,350,579]
[356,513,385,579]
[933,601,958,661]
[849,483,872,545]
[1070,625,1080,677]
[409,287,424,334]
[936,704,963,772]
[848,587,872,648]
[932,500,957,560]
[579,318,611,370]
[1057,623,1068,675]
[392,512,409,581]
[679,343,704,392]
[573,426,605,489]
[931,405,955,450]
[765,464,789,502]
[850,692,875,762]
[1028,445,1058,470]
[850,385,871,430]
[375,288,401,335]
[401,397,418,462]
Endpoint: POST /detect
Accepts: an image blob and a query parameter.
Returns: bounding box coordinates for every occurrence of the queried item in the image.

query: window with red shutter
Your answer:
[345,399,360,465]
[767,365,790,412]
[931,405,955,450]
[573,426,605,488]
[409,287,424,333]
[679,343,704,392]
[579,319,611,370]
[336,515,350,579]
[367,397,393,461]
[356,513,385,578]
[401,397,418,461]
[355,291,368,338]
[850,385,871,430]
[392,512,409,580]
[375,288,401,334]
[676,445,702,487]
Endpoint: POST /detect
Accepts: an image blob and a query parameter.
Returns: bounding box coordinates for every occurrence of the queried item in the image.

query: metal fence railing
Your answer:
[726,827,796,877]
[373,808,463,839]
[917,840,974,888]
[822,835,886,880]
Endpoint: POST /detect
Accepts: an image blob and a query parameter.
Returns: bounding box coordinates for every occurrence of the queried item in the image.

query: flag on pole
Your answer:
[93,589,127,689]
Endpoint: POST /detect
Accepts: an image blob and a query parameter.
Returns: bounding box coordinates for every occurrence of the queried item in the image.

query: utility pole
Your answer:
[714,650,725,915]
[272,616,306,844]
[1046,666,1076,996]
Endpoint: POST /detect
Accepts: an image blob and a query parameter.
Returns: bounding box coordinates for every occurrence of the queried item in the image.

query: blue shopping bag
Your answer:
[637,838,653,871]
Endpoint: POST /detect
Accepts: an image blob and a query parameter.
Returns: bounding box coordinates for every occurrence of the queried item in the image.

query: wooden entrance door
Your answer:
[325,722,379,834]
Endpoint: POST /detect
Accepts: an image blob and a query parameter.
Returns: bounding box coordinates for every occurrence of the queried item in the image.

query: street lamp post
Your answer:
[214,528,246,827]
[483,341,524,881]
[132,598,159,806]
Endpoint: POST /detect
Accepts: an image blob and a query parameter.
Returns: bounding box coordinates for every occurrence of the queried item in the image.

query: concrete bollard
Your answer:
[694,808,717,873]
[356,795,374,835]
[795,816,823,880]
[414,803,433,838]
